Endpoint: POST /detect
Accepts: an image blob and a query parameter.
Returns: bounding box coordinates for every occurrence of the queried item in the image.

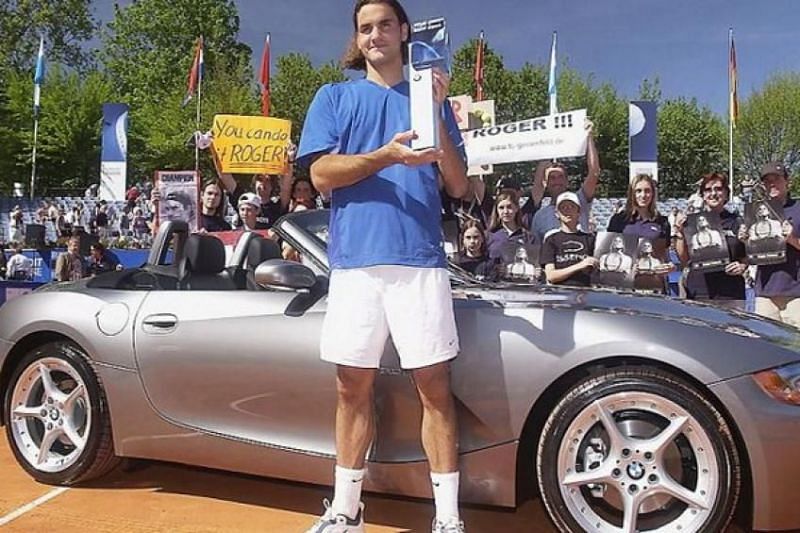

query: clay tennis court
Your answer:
[0,439,551,532]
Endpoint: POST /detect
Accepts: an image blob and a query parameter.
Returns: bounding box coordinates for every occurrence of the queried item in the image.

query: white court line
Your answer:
[0,487,70,527]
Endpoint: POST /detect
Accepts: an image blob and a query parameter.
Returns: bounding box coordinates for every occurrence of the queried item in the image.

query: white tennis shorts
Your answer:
[320,265,460,369]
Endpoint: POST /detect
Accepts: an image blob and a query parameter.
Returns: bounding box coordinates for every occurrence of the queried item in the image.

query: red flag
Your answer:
[182,36,203,107]
[729,31,739,128]
[259,33,271,116]
[474,30,485,101]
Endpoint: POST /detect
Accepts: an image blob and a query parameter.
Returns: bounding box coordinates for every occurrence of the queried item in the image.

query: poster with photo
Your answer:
[592,232,637,289]
[683,211,730,272]
[744,200,786,265]
[633,238,668,293]
[154,171,199,232]
[498,241,541,283]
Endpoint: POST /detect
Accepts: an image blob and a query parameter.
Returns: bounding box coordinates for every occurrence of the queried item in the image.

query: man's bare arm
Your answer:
[581,121,601,201]
[310,131,442,196]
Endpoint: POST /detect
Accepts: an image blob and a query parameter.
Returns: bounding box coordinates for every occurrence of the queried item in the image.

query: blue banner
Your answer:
[629,101,658,162]
[101,103,129,163]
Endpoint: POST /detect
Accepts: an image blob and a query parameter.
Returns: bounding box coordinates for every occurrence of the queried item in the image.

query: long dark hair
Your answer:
[341,0,410,70]
[459,219,487,256]
[202,180,227,218]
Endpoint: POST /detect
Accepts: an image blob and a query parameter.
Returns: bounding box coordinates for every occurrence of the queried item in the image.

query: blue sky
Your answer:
[94,0,800,116]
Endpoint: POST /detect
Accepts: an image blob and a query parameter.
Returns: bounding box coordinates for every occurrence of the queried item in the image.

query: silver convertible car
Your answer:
[1,210,799,532]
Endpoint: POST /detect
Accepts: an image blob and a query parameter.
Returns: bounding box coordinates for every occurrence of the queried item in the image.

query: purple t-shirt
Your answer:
[607,212,671,245]
[486,227,533,260]
[756,197,800,297]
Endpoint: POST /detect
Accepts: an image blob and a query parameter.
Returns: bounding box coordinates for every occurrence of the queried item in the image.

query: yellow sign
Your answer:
[212,114,292,174]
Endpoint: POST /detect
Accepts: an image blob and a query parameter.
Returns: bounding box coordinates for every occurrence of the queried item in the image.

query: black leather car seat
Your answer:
[179,234,237,290]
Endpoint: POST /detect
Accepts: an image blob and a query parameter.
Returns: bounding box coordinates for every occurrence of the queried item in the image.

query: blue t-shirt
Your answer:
[297,79,465,270]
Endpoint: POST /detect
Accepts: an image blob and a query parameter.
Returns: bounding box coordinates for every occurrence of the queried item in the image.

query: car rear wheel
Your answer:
[3,341,120,485]
[537,367,741,533]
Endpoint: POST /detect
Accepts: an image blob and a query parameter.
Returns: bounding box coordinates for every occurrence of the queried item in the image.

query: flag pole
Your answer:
[728,28,734,195]
[195,36,203,174]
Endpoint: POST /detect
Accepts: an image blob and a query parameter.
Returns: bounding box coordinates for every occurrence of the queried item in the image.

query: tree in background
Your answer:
[656,98,727,197]
[736,73,800,191]
[0,0,95,75]
[271,53,347,150]
[0,67,112,192]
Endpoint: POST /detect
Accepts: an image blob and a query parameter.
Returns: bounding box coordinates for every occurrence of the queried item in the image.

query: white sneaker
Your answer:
[432,516,465,533]
[305,499,365,533]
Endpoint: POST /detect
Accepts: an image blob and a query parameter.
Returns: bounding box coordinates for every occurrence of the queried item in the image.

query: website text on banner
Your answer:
[464,109,588,167]
[212,114,292,175]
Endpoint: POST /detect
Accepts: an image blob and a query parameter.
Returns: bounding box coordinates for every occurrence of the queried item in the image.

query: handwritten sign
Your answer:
[212,115,292,175]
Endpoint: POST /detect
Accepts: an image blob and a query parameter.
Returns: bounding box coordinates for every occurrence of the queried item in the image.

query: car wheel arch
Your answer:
[0,331,84,426]
[514,354,753,528]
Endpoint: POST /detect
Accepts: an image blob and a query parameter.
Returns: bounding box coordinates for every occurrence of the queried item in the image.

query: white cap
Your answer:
[555,191,581,210]
[237,192,261,210]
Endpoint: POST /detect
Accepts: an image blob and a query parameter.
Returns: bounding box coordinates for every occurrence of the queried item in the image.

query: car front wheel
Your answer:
[537,367,741,533]
[3,341,120,484]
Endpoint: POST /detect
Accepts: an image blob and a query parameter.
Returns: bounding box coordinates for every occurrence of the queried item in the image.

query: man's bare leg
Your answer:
[330,365,377,519]
[413,361,461,528]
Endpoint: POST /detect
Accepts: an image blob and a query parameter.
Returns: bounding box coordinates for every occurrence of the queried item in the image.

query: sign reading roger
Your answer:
[212,114,292,175]
[464,109,588,167]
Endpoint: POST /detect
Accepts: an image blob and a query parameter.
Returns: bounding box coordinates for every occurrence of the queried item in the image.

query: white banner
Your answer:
[464,109,588,167]
[99,162,126,202]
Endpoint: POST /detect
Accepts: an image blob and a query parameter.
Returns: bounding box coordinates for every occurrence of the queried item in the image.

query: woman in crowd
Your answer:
[674,172,747,307]
[452,220,496,279]
[486,190,534,260]
[607,174,674,291]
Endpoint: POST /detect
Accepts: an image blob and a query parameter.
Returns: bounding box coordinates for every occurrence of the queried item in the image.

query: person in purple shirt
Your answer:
[486,190,534,260]
[674,173,747,308]
[607,174,674,291]
[740,162,800,326]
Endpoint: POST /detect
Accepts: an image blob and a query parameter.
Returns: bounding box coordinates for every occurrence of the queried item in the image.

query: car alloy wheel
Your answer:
[9,356,91,473]
[4,341,120,484]
[537,367,740,533]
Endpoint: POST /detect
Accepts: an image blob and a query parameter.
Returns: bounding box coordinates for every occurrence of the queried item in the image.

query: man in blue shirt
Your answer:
[297,2,469,532]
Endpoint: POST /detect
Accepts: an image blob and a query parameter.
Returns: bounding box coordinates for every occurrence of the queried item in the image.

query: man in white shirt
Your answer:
[6,246,33,281]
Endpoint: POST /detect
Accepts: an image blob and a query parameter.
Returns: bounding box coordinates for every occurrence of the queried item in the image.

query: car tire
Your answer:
[3,341,121,485]
[537,366,741,533]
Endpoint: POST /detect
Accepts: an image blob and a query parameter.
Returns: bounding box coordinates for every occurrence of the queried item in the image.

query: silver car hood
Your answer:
[461,283,800,353]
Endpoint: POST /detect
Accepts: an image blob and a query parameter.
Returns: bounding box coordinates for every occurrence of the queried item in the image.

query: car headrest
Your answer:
[247,236,282,270]
[183,234,226,275]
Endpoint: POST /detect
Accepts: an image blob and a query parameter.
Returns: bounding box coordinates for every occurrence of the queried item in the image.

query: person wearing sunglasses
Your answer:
[674,172,747,308]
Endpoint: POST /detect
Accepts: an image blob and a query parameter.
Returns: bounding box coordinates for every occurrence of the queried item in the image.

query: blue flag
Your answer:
[33,36,45,116]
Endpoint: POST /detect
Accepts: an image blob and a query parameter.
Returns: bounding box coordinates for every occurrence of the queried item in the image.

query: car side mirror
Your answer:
[254,259,317,290]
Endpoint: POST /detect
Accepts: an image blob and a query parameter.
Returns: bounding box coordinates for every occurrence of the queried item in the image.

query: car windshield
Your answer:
[283,209,485,287]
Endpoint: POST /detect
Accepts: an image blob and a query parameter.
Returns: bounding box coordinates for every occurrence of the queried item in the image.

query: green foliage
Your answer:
[271,53,347,148]
[736,73,800,192]
[657,98,727,197]
[101,0,256,181]
[0,0,96,75]
[0,66,112,193]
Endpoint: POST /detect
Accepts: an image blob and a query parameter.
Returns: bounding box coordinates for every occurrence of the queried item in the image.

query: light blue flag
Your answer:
[548,32,558,115]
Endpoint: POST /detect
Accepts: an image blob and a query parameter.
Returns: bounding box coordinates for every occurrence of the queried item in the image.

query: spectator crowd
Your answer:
[2,137,799,329]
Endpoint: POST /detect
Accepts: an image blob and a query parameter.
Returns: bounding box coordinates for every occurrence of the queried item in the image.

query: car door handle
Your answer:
[142,314,178,334]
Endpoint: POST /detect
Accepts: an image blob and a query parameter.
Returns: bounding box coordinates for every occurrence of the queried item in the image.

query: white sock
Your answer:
[331,465,364,519]
[431,471,460,523]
